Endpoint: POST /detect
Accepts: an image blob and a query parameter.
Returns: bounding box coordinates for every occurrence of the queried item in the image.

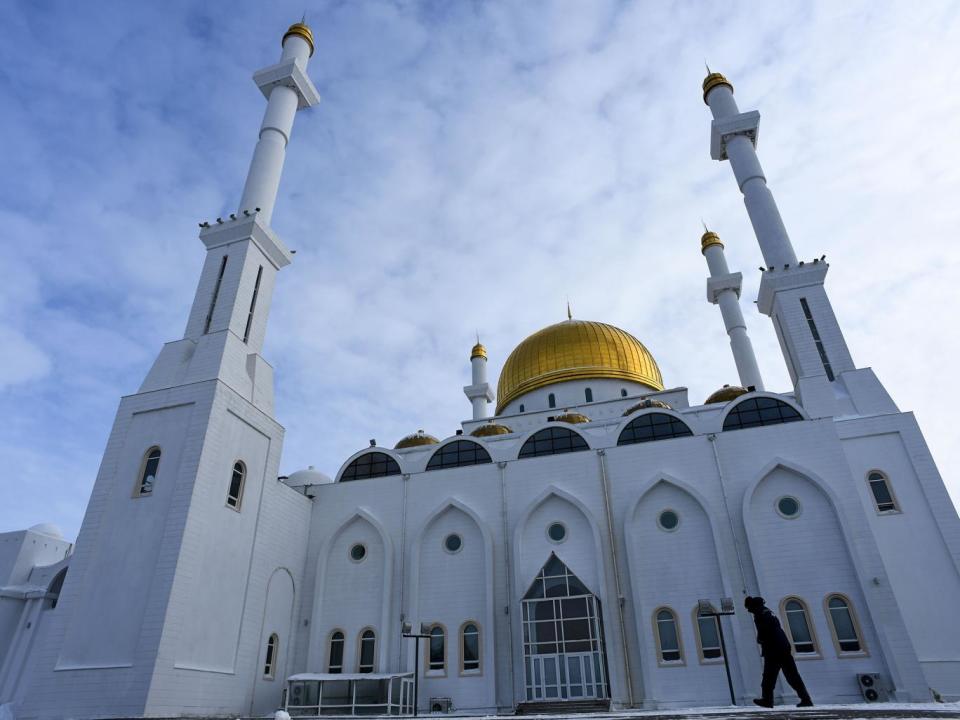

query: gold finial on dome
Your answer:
[471,341,487,360]
[622,398,673,416]
[471,421,513,437]
[702,71,732,104]
[701,230,724,254]
[553,410,591,425]
[394,430,439,449]
[283,19,315,57]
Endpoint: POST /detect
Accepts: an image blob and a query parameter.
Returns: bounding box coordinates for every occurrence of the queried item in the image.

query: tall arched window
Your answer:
[460,622,481,674]
[518,427,588,459]
[226,460,246,510]
[425,440,492,471]
[620,388,628,397]
[825,595,864,654]
[654,608,683,664]
[782,598,818,655]
[548,393,556,409]
[328,630,345,673]
[263,633,278,678]
[426,625,446,674]
[584,388,593,403]
[693,608,723,662]
[722,396,802,431]
[341,452,401,481]
[136,447,162,497]
[618,412,693,445]
[358,629,376,673]
[867,471,899,513]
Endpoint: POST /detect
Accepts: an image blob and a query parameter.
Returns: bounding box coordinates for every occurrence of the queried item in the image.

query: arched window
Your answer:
[722,396,802,431]
[694,609,723,662]
[826,595,864,654]
[618,412,693,445]
[263,633,278,678]
[781,598,818,655]
[654,608,683,664]
[460,622,481,674]
[425,440,492,471]
[328,630,345,673]
[548,393,556,409]
[358,629,376,672]
[341,452,401,481]
[519,404,525,413]
[867,471,899,513]
[226,460,246,510]
[584,388,593,403]
[620,388,628,397]
[518,427,588,459]
[426,625,446,674]
[135,447,161,496]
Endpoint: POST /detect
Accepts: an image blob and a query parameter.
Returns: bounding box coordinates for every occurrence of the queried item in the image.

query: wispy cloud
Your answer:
[2,0,959,539]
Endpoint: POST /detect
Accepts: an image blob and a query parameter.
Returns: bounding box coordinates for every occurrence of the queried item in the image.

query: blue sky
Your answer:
[2,1,959,540]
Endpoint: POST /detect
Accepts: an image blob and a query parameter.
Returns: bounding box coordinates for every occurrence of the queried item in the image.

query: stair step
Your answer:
[515,699,611,715]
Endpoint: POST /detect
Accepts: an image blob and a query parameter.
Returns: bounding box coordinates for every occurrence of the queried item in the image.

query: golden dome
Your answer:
[623,398,673,416]
[705,385,748,405]
[496,319,663,413]
[283,22,315,57]
[553,411,591,425]
[394,430,439,449]
[471,342,487,360]
[471,422,513,437]
[701,231,724,253]
[702,72,732,104]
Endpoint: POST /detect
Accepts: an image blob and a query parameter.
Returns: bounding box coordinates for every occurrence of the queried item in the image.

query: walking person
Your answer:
[744,596,813,708]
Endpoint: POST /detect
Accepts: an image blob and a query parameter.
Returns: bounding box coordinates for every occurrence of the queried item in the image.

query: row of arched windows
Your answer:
[652,594,865,666]
[132,447,249,511]
[327,629,377,673]
[424,622,482,675]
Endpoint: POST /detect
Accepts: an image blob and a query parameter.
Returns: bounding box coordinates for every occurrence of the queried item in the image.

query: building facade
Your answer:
[2,21,959,719]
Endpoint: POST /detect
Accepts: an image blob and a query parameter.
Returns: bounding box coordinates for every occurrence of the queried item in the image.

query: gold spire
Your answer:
[566,300,572,321]
[471,340,487,360]
[702,71,732,104]
[283,20,315,57]
[701,230,724,254]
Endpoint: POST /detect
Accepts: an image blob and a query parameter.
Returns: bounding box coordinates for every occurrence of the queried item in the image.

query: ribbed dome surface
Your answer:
[497,320,663,413]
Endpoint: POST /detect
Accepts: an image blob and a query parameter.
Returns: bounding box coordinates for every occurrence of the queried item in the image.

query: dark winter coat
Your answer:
[753,607,792,657]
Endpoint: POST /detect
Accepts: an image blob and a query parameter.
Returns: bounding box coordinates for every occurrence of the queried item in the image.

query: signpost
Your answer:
[698,597,737,706]
[401,622,431,717]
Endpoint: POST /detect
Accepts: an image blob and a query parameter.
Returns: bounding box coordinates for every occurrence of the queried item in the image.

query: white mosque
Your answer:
[1,19,959,720]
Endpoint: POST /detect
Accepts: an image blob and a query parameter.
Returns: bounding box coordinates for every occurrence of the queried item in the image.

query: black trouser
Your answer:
[761,652,810,702]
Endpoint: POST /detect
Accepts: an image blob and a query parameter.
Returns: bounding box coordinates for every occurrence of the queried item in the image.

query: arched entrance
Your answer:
[521,555,609,702]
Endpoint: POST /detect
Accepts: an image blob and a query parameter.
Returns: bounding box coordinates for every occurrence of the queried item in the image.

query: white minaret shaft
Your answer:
[703,74,797,269]
[464,342,495,420]
[239,25,320,225]
[702,231,764,390]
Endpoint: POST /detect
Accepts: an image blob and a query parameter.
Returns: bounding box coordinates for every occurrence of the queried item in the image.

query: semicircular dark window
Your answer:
[722,396,803,431]
[426,440,492,471]
[340,452,401,481]
[519,427,589,459]
[618,412,693,446]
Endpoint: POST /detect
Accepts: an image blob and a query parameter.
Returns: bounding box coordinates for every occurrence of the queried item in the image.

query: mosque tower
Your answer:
[20,21,319,719]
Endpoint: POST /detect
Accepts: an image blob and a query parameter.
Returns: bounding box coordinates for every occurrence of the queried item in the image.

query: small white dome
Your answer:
[28,523,63,539]
[285,465,333,488]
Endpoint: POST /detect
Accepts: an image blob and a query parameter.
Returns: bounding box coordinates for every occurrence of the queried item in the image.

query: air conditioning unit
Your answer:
[857,673,888,702]
[429,697,453,713]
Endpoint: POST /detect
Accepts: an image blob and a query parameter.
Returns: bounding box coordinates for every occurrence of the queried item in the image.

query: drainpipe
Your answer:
[707,435,748,594]
[498,461,517,710]
[597,449,635,707]
[398,473,410,670]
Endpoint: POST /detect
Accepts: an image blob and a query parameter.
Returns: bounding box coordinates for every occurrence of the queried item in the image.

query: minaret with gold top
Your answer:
[464,338,495,419]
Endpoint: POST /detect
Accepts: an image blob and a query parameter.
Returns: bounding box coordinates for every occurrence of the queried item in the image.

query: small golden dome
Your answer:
[394,430,439,449]
[470,422,513,437]
[702,72,733,104]
[471,342,487,360]
[283,22,315,57]
[623,398,673,416]
[553,411,591,425]
[497,319,663,413]
[705,385,748,404]
[701,231,724,254]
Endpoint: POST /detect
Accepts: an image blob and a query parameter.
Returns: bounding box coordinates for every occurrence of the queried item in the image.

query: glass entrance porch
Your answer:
[522,555,609,702]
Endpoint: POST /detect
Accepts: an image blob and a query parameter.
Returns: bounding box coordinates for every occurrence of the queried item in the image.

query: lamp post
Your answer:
[402,622,431,717]
[698,598,737,706]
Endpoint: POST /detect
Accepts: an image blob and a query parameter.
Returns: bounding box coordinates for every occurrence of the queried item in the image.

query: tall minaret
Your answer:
[22,22,319,720]
[701,230,764,390]
[703,72,857,413]
[464,340,495,420]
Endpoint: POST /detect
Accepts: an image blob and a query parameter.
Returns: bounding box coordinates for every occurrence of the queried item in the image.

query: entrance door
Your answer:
[522,555,609,702]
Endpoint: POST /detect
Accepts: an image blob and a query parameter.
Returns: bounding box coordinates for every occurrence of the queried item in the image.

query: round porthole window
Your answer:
[657,510,679,531]
[349,543,367,562]
[777,496,801,518]
[444,533,463,553]
[547,522,567,543]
